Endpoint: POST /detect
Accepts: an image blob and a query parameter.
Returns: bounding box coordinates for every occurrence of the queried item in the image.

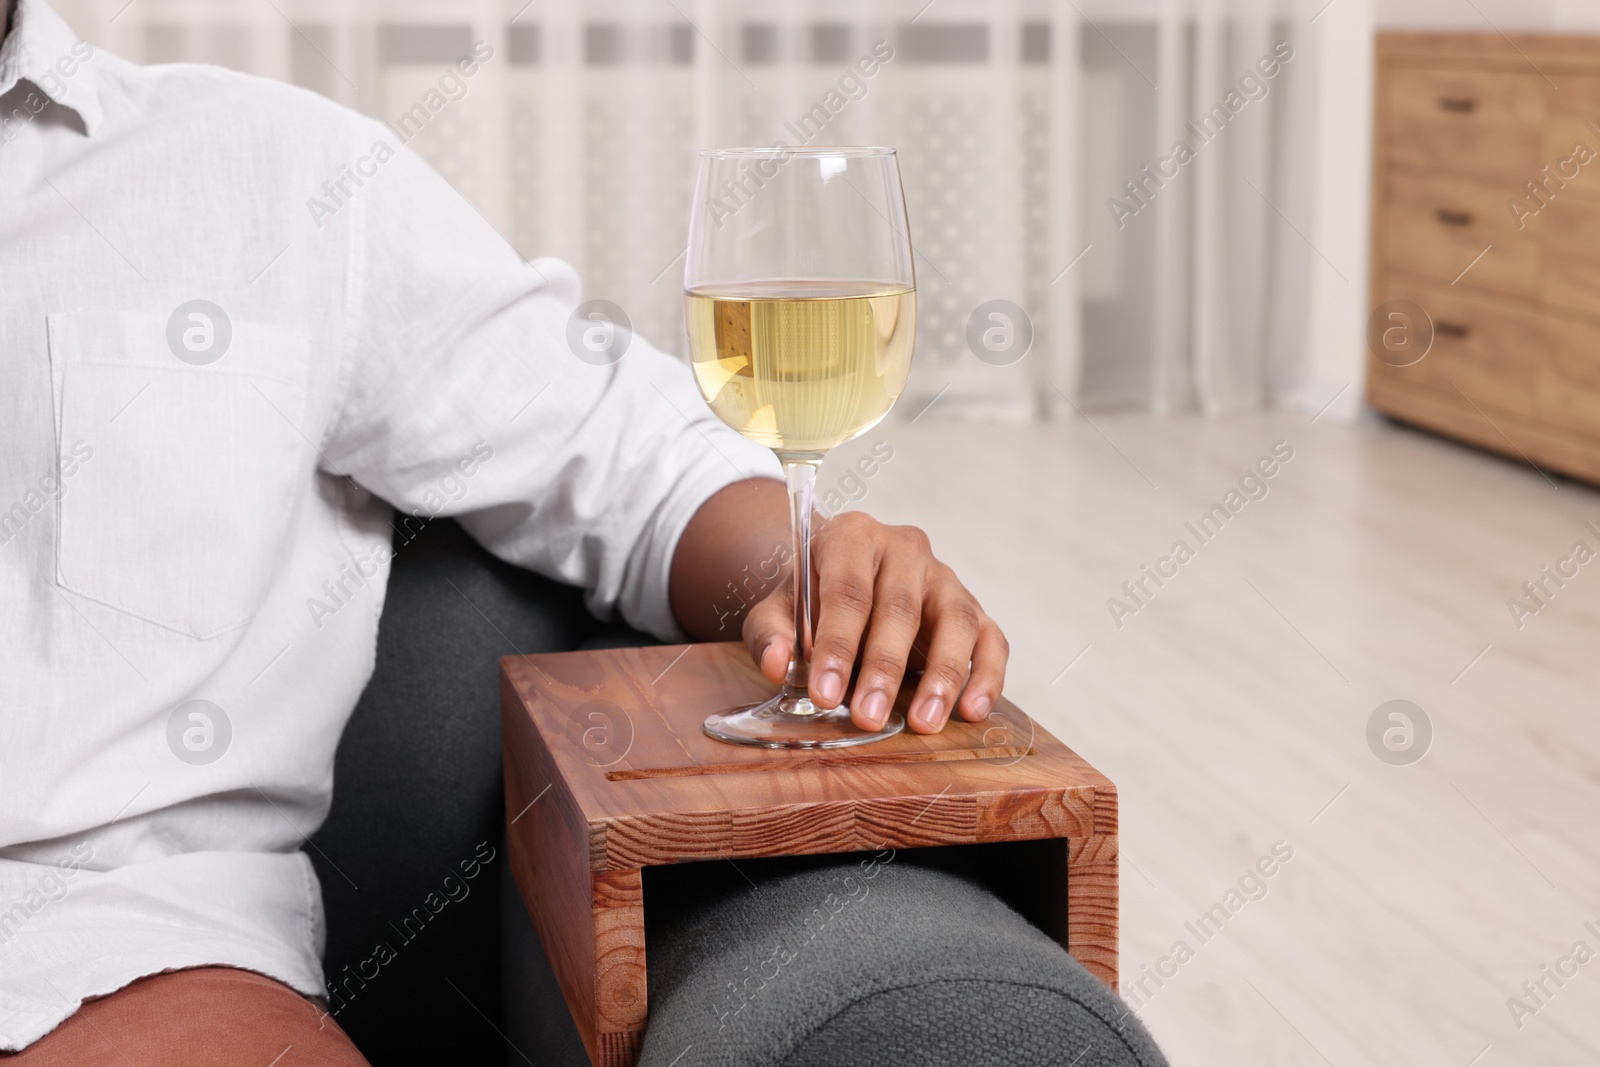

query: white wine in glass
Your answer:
[685,281,915,454]
[685,147,917,748]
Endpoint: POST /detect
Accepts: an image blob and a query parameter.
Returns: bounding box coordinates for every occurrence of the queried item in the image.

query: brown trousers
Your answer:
[3,967,370,1066]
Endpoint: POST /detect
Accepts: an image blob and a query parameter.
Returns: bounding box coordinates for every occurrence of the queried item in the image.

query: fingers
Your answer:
[848,544,928,731]
[807,515,886,710]
[738,512,1009,738]
[955,618,1009,723]
[743,583,793,685]
[906,570,986,735]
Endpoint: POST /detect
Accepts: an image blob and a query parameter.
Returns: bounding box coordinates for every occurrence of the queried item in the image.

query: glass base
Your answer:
[703,692,905,749]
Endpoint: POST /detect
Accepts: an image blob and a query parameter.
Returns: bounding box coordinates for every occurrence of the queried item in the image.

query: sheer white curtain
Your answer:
[1074,0,1370,415]
[51,0,1371,420]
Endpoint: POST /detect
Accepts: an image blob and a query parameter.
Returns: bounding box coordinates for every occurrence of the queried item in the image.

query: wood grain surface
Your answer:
[1369,33,1600,485]
[503,642,1118,1066]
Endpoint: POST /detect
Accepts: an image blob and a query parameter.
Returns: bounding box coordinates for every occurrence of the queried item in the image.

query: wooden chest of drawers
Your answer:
[1369,34,1600,482]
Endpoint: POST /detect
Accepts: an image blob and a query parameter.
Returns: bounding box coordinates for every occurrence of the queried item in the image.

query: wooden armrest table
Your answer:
[501,642,1118,1067]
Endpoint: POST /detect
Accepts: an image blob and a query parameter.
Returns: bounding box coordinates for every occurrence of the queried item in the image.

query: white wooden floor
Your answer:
[828,409,1600,1067]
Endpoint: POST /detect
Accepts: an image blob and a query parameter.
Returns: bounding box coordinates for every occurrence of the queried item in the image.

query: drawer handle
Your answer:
[1436,321,1471,339]
[1435,208,1473,227]
[1438,97,1476,113]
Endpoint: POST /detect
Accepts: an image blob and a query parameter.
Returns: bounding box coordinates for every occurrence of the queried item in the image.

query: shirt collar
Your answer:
[0,0,103,135]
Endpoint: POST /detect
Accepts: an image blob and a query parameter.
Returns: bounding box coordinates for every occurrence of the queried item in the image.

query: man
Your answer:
[0,0,1007,1060]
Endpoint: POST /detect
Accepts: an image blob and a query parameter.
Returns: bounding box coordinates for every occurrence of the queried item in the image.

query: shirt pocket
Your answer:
[47,309,312,639]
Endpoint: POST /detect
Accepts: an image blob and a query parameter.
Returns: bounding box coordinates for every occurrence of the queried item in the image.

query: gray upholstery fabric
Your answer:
[782,982,1142,1066]
[309,518,595,1064]
[638,858,1168,1067]
[501,848,591,1065]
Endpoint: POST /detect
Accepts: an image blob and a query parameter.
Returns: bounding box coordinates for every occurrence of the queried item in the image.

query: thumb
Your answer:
[743,585,793,684]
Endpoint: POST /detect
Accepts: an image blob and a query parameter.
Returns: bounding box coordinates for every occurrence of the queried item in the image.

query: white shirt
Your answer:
[0,0,775,1047]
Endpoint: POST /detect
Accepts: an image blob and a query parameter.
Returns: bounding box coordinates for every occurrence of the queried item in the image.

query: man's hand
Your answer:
[743,511,1008,734]
[670,480,1008,734]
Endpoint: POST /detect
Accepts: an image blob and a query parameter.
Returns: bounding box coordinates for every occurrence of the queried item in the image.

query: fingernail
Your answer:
[971,695,992,720]
[814,669,844,705]
[912,696,945,731]
[858,689,889,729]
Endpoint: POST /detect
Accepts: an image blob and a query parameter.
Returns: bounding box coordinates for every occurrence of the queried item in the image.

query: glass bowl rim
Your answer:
[698,145,897,159]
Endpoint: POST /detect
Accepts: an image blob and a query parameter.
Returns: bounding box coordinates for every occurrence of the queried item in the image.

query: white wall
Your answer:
[1377,0,1600,30]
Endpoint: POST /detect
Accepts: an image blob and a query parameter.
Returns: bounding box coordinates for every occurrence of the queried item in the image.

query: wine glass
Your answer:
[684,146,916,749]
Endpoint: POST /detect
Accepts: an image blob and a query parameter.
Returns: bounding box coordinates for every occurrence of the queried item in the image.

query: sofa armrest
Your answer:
[635,854,1167,1067]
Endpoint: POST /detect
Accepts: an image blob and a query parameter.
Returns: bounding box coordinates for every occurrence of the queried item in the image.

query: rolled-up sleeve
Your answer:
[319,119,778,639]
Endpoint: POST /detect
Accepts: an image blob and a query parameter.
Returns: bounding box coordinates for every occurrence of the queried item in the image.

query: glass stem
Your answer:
[780,457,821,706]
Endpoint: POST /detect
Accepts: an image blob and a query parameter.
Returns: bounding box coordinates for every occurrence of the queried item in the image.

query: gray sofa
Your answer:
[309,518,1168,1067]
